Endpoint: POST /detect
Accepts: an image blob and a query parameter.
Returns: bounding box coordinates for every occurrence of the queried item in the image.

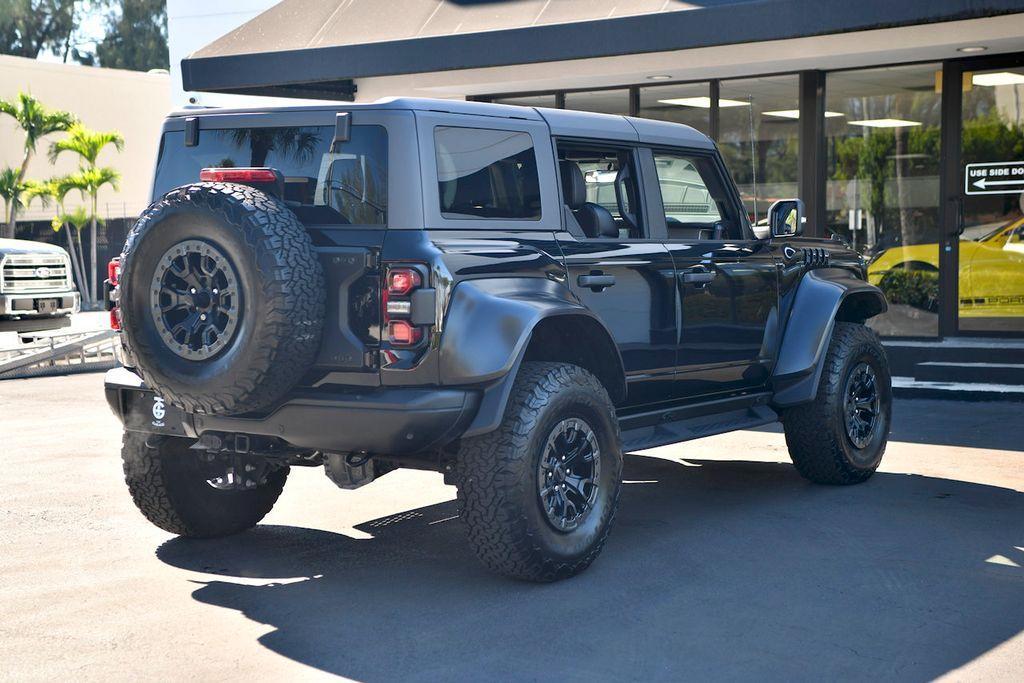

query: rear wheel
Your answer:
[121,431,288,537]
[781,322,891,485]
[456,362,622,582]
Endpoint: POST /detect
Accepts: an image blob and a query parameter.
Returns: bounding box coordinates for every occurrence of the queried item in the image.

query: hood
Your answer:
[0,238,70,257]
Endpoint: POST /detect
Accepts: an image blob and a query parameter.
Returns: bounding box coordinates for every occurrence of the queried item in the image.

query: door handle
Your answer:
[681,269,717,285]
[577,273,616,291]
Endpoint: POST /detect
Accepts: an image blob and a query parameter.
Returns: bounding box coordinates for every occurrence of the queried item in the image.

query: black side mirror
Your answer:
[768,198,805,238]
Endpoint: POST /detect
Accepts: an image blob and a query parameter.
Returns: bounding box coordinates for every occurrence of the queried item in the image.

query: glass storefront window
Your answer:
[490,94,558,109]
[563,89,630,115]
[719,75,800,225]
[637,82,711,135]
[827,64,943,337]
[960,67,1024,333]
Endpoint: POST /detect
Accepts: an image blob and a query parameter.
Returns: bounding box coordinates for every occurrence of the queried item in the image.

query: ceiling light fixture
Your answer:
[658,97,748,108]
[848,118,922,128]
[647,75,672,81]
[762,109,845,119]
[957,46,988,53]
[972,72,1024,87]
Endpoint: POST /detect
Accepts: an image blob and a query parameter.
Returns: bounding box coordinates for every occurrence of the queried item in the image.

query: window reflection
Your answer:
[719,75,800,224]
[637,82,711,135]
[827,64,942,337]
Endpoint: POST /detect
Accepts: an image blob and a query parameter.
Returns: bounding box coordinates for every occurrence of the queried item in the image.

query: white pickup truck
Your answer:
[0,238,80,334]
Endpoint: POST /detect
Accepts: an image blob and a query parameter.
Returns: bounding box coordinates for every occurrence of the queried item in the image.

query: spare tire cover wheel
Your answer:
[119,183,325,416]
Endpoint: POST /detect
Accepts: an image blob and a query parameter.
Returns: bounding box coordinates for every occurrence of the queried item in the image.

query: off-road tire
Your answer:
[119,182,325,415]
[456,362,622,582]
[121,431,288,537]
[781,322,891,485]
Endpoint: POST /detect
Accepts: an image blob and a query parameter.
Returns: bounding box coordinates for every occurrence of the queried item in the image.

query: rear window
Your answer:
[434,126,541,221]
[152,124,387,226]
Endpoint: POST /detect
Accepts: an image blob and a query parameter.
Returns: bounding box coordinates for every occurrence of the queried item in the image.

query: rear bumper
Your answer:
[104,367,480,456]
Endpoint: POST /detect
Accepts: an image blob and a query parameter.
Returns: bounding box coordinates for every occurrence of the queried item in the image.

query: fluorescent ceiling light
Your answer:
[972,72,1024,87]
[848,118,922,128]
[957,45,987,53]
[658,97,749,108]
[762,109,844,119]
[647,75,672,81]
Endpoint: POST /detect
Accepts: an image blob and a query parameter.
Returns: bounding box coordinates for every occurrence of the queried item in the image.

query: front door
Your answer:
[955,57,1024,334]
[650,149,779,397]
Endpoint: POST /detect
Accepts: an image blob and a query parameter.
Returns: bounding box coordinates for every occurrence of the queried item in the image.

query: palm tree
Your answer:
[0,168,24,228]
[0,92,77,238]
[27,176,89,297]
[50,124,125,303]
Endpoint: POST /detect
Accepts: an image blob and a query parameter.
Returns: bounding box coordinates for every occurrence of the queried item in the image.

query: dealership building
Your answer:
[175,0,1024,395]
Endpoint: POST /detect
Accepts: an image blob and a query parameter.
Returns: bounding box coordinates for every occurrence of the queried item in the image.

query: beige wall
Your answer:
[0,55,170,223]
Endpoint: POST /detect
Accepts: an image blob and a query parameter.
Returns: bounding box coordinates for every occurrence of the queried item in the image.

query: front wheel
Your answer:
[456,362,622,582]
[781,322,892,485]
[121,431,288,537]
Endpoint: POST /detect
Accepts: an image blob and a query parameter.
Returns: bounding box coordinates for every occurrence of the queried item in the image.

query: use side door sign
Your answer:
[966,161,1024,195]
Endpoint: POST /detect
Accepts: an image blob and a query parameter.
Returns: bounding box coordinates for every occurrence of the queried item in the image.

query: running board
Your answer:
[618,393,778,453]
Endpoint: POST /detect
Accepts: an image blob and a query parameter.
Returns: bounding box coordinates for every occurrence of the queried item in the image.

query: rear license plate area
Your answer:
[123,390,187,436]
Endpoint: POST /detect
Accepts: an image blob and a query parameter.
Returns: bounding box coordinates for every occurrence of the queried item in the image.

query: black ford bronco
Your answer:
[104,98,891,582]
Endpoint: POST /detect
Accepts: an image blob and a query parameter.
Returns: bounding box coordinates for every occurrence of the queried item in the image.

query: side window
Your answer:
[434,126,541,220]
[653,152,740,240]
[557,142,645,239]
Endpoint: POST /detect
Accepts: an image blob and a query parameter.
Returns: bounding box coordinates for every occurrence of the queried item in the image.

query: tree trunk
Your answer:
[6,148,32,238]
[63,220,86,296]
[74,229,88,304]
[89,196,99,305]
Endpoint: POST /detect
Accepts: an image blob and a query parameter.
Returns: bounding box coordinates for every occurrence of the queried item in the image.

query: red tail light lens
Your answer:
[109,308,121,331]
[199,167,279,183]
[107,257,121,286]
[383,265,426,346]
[387,320,422,345]
[386,268,421,296]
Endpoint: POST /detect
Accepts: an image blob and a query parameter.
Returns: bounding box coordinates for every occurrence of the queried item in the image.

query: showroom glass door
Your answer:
[952,55,1024,335]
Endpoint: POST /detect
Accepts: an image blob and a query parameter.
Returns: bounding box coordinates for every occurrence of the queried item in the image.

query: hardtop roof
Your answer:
[167,97,713,149]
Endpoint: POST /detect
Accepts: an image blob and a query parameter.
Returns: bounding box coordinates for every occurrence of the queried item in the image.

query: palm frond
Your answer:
[49,123,125,165]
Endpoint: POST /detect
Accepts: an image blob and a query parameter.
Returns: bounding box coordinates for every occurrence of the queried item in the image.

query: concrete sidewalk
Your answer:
[1,373,1022,681]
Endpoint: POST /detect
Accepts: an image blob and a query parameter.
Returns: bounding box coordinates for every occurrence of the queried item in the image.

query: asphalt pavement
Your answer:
[1,372,1022,681]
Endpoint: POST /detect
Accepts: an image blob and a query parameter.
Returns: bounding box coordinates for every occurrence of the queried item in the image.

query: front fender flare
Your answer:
[438,278,624,437]
[772,268,887,407]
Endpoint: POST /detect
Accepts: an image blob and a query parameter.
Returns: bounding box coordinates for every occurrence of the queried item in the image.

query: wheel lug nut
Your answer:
[190,288,196,294]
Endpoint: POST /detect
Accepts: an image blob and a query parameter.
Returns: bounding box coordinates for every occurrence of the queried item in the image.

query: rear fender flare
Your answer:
[772,268,887,407]
[439,278,625,437]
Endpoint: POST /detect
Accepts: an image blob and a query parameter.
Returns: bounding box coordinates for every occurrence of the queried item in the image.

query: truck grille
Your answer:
[1,254,72,294]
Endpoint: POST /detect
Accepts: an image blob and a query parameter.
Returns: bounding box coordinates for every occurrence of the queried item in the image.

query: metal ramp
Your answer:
[0,329,119,379]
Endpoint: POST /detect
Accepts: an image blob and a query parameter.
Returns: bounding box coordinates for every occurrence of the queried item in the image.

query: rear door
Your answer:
[649,149,779,397]
[554,139,677,409]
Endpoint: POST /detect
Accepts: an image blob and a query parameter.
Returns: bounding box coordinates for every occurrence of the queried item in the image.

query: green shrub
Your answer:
[878,268,939,312]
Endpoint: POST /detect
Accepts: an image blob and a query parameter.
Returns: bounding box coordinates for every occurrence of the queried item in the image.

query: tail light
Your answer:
[106,257,122,330]
[382,265,426,346]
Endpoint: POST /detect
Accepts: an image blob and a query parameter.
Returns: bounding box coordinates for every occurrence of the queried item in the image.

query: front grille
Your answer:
[1,254,72,294]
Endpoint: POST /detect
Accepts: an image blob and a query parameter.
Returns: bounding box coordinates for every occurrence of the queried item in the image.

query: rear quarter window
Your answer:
[434,126,541,221]
[152,124,387,226]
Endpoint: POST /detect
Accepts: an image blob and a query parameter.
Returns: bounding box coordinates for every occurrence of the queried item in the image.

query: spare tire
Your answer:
[119,182,325,415]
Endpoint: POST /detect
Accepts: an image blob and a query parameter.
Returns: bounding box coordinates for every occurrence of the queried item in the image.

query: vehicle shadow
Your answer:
[157,455,1024,681]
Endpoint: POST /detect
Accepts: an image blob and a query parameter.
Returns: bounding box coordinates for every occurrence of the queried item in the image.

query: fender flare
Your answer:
[438,278,625,437]
[772,268,887,407]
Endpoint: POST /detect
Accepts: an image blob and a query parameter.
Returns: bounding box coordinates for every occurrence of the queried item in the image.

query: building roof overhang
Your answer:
[181,0,1024,100]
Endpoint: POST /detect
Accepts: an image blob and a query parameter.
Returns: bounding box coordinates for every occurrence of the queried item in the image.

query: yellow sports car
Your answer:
[868,217,1024,318]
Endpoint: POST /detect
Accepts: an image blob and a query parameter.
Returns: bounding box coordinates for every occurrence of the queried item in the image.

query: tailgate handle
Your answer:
[577,273,616,291]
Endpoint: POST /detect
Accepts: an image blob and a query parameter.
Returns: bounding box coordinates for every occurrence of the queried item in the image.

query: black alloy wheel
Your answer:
[538,417,601,532]
[843,362,881,450]
[150,239,241,360]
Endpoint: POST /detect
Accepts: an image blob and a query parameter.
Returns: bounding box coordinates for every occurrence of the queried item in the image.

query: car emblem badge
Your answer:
[35,267,51,279]
[152,396,166,425]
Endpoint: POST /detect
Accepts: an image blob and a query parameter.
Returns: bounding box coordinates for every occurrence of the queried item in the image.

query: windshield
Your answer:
[152,124,388,226]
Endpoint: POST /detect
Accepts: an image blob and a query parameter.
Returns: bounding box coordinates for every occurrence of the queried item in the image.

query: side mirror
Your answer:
[767,198,805,238]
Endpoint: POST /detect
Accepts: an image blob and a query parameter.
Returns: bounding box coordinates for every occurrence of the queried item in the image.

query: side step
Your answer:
[619,393,778,453]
